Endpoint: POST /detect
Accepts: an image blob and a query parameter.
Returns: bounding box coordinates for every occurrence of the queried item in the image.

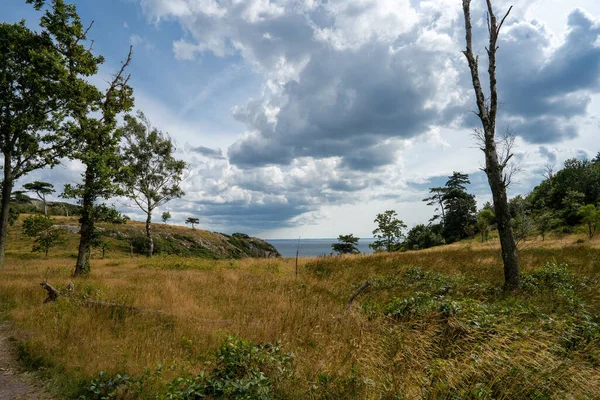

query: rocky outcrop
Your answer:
[99,224,280,259]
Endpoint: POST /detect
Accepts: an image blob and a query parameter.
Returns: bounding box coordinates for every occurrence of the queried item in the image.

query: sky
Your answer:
[3,0,600,239]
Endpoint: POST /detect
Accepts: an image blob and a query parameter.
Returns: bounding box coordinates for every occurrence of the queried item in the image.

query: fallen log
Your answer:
[40,282,60,303]
[346,281,371,310]
[39,282,232,326]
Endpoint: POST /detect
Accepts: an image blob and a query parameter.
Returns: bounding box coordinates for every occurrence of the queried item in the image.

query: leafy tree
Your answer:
[90,230,111,259]
[8,207,19,227]
[94,204,126,224]
[404,224,444,250]
[0,1,80,267]
[442,172,477,243]
[369,210,406,252]
[22,214,65,257]
[477,209,495,242]
[461,0,521,290]
[57,4,134,276]
[423,187,447,223]
[535,211,560,241]
[185,217,199,230]
[578,204,600,239]
[119,111,186,257]
[23,181,55,215]
[162,211,171,224]
[331,234,360,255]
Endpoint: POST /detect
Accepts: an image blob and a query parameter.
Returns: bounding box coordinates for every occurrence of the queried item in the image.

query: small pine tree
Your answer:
[162,211,172,224]
[331,234,360,255]
[185,217,199,230]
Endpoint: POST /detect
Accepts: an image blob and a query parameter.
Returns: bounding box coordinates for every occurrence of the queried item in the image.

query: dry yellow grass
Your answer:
[0,221,599,399]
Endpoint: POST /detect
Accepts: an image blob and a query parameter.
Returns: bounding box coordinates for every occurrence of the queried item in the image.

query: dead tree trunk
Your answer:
[462,0,520,290]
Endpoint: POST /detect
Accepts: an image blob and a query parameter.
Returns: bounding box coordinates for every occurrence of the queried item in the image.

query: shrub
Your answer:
[165,335,292,400]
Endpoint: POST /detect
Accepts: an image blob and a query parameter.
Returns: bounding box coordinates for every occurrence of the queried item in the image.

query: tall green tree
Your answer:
[423,187,447,223]
[369,210,406,252]
[0,1,81,267]
[442,172,477,243]
[331,234,360,255]
[119,111,186,257]
[23,181,55,215]
[53,2,134,275]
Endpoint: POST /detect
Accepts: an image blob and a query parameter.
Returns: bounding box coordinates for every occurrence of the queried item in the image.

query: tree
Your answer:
[55,3,134,276]
[477,208,495,242]
[331,234,360,255]
[90,230,111,259]
[535,211,559,241]
[0,1,80,267]
[23,181,55,215]
[404,224,444,250]
[461,0,521,290]
[443,172,477,243]
[423,187,447,223]
[22,214,65,257]
[119,111,186,257]
[185,217,199,230]
[578,204,600,239]
[162,211,171,224]
[369,210,406,252]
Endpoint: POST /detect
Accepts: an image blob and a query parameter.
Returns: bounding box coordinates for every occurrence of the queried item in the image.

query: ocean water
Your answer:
[265,238,377,258]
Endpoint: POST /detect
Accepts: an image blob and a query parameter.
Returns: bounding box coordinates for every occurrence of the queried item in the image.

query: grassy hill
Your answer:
[0,229,599,399]
[8,215,280,260]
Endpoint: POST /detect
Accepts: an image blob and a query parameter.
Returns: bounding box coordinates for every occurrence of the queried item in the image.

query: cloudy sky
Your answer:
[4,0,600,238]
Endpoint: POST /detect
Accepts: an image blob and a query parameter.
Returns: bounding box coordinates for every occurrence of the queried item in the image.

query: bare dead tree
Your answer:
[462,0,521,290]
[542,162,555,183]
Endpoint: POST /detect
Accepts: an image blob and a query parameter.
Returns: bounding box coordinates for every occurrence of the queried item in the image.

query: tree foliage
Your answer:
[22,214,65,257]
[578,204,600,239]
[185,217,199,230]
[162,211,171,224]
[52,0,135,275]
[23,181,55,215]
[404,224,444,250]
[442,172,477,243]
[119,111,186,257]
[0,0,85,266]
[331,234,360,255]
[369,210,406,252]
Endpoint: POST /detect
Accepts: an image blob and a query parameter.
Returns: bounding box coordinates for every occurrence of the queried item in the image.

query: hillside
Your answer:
[0,231,599,399]
[13,215,280,260]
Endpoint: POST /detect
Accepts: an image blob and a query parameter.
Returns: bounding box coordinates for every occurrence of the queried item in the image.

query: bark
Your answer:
[0,152,13,268]
[74,169,94,276]
[462,0,520,290]
[145,212,153,257]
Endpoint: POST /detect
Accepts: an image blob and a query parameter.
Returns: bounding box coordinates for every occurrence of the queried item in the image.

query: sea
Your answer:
[265,238,377,258]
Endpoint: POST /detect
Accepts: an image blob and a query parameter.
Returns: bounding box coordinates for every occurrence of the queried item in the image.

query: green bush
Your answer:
[165,335,292,400]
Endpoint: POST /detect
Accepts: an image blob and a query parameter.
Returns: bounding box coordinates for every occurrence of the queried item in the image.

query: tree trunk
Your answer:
[0,152,14,268]
[484,140,520,290]
[74,169,94,276]
[462,0,520,291]
[145,212,153,257]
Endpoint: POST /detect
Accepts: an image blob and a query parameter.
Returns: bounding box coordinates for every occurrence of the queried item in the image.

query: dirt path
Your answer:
[0,322,52,400]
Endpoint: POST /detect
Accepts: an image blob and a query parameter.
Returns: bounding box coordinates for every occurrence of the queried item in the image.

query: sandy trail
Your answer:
[0,322,52,400]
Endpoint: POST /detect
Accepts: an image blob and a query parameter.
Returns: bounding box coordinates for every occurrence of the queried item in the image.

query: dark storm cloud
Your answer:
[190,146,225,159]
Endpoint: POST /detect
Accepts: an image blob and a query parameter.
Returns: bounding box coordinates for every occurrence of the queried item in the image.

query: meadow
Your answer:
[0,219,599,399]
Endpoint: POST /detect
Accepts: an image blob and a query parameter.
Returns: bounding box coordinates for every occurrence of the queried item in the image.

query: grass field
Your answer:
[0,219,599,399]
